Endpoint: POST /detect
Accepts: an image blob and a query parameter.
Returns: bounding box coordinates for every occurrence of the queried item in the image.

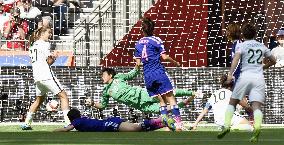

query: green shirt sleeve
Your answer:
[100,94,109,109]
[114,68,140,81]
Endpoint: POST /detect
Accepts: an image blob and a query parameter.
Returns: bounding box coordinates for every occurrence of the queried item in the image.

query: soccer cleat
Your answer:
[161,115,176,131]
[20,124,32,130]
[217,128,230,139]
[249,129,260,143]
[173,117,183,131]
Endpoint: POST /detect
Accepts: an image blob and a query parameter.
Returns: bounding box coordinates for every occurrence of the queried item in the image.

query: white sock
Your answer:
[25,112,35,126]
[63,110,70,125]
[253,109,263,130]
[224,105,235,129]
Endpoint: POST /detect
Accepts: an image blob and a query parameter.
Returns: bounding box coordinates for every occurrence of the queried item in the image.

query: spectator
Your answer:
[18,0,43,34]
[2,0,15,13]
[271,29,284,67]
[52,0,67,35]
[0,0,11,35]
[2,7,28,51]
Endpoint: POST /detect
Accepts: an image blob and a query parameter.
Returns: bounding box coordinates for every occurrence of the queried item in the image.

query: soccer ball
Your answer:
[46,100,59,112]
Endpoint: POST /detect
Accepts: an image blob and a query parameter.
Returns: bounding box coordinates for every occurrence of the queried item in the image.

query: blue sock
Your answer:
[171,105,180,117]
[160,106,167,115]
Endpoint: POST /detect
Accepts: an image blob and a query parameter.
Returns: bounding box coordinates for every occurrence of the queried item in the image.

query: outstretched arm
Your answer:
[54,124,74,132]
[115,64,140,81]
[160,54,180,67]
[191,108,209,130]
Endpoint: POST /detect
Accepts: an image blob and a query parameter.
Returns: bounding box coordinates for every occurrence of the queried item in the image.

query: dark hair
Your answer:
[102,68,116,78]
[242,23,256,40]
[141,17,155,36]
[226,23,241,41]
[220,74,233,88]
[67,108,81,122]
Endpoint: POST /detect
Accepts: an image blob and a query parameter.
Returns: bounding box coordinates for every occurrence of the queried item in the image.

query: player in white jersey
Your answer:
[271,29,284,67]
[217,23,276,142]
[191,75,253,131]
[21,27,70,130]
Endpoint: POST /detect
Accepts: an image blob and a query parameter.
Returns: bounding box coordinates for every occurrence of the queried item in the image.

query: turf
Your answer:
[0,125,283,145]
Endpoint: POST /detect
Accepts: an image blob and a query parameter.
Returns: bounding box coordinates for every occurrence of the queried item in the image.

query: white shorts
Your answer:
[214,112,244,126]
[35,77,64,97]
[232,76,265,103]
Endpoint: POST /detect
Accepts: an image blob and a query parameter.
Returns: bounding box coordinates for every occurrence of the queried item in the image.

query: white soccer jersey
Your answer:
[29,40,55,82]
[236,40,272,77]
[271,46,284,67]
[206,88,232,120]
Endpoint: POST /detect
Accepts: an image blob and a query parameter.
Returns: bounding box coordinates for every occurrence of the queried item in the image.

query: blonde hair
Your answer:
[226,23,241,41]
[29,27,51,46]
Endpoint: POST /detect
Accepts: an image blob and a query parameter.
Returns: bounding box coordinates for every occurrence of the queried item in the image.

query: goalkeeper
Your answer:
[86,65,198,113]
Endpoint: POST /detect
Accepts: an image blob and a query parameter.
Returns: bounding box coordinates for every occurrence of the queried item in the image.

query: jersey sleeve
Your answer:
[100,93,110,109]
[156,38,166,54]
[134,43,141,59]
[205,95,214,110]
[114,68,140,81]
[263,46,272,57]
[235,43,242,54]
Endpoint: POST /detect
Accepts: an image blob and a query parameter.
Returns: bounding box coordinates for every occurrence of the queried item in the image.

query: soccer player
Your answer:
[217,23,276,142]
[226,23,242,83]
[85,66,197,114]
[21,27,70,130]
[271,28,284,67]
[191,74,253,131]
[134,17,182,131]
[54,108,165,132]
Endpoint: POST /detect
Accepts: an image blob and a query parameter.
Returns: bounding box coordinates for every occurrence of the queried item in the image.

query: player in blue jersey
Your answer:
[226,23,242,83]
[54,108,165,132]
[134,17,182,131]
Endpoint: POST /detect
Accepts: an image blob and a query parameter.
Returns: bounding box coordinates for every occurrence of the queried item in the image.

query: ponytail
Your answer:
[29,27,51,46]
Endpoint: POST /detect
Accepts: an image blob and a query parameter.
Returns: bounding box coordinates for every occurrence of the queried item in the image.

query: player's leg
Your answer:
[230,114,253,131]
[162,91,182,131]
[21,82,46,130]
[57,90,70,125]
[249,79,265,142]
[217,98,239,139]
[218,78,249,139]
[46,78,70,125]
[249,101,263,142]
[119,117,165,132]
[174,89,194,97]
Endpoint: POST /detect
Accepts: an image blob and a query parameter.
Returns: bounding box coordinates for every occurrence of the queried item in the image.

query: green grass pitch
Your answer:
[0,125,283,145]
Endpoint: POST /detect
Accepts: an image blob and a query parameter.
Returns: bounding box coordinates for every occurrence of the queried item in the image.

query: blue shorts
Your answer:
[103,117,124,132]
[145,72,173,97]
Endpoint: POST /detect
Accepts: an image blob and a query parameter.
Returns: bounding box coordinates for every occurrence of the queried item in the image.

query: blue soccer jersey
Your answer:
[71,117,123,132]
[134,36,173,97]
[231,40,242,82]
[134,36,166,76]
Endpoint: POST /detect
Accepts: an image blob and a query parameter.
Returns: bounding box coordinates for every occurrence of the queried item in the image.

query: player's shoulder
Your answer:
[215,88,232,94]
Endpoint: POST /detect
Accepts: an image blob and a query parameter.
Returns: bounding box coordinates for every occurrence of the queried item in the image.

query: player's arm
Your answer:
[191,108,209,130]
[263,55,276,69]
[47,51,59,65]
[85,98,104,109]
[227,52,241,82]
[115,64,140,81]
[53,124,74,132]
[161,53,180,67]
[239,97,253,115]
